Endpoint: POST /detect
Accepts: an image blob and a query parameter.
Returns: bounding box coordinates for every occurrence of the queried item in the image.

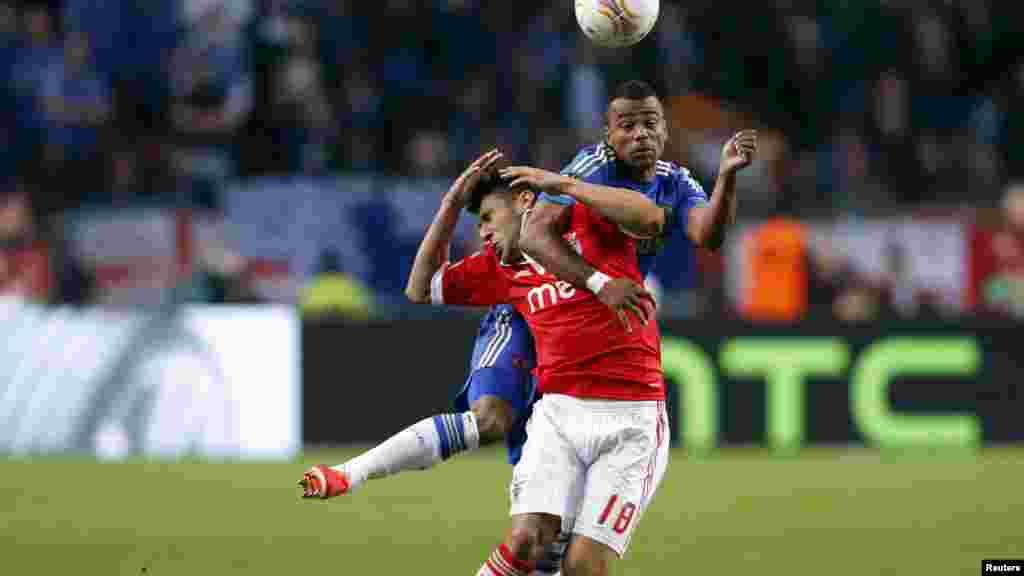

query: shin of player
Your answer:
[298,411,482,498]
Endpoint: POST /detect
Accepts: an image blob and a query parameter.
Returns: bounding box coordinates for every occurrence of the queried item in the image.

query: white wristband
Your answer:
[585,271,611,294]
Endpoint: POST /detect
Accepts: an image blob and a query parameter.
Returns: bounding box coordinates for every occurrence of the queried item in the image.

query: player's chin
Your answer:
[627,151,658,169]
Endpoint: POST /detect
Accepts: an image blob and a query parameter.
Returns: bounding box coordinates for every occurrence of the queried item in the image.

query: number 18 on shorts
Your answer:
[510,394,670,557]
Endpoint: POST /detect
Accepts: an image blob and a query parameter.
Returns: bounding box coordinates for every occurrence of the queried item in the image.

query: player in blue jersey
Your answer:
[502,79,756,309]
[491,80,756,574]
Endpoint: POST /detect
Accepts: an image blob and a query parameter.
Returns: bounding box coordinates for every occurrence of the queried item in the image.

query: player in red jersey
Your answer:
[403,149,667,576]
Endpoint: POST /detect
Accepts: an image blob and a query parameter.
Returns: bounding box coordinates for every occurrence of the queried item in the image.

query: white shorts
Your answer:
[509,394,670,558]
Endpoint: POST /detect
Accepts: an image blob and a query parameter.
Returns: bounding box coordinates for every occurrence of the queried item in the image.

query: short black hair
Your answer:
[466,172,509,215]
[609,80,659,103]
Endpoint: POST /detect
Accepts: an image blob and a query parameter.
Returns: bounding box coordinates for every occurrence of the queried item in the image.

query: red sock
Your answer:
[476,543,534,576]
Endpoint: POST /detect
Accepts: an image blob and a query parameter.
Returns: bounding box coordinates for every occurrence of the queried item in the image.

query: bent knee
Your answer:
[471,396,516,443]
[505,526,537,560]
[506,515,561,564]
[506,526,552,565]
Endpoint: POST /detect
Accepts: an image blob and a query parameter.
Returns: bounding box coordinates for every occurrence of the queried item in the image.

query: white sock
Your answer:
[334,412,480,490]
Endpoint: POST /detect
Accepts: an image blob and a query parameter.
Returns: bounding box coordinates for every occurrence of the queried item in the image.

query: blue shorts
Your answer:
[454,305,537,464]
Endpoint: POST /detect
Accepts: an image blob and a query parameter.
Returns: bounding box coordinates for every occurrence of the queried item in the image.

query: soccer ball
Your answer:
[575,0,659,48]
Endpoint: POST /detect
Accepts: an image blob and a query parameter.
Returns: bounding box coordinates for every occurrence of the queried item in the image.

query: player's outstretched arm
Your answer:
[405,149,503,303]
[501,166,664,238]
[687,130,757,251]
[521,199,653,332]
[519,199,595,287]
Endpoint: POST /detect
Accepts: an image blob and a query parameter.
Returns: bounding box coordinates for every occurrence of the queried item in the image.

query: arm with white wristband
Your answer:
[518,201,654,331]
[585,270,612,295]
[519,200,602,291]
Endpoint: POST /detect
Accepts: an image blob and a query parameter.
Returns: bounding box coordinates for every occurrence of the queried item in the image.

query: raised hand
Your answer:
[720,129,758,174]
[446,149,504,207]
[498,166,572,196]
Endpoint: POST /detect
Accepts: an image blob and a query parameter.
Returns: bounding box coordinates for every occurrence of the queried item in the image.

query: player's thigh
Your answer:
[573,401,670,558]
[510,396,585,522]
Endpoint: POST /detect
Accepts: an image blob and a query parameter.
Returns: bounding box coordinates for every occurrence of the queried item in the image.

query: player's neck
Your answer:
[501,247,525,265]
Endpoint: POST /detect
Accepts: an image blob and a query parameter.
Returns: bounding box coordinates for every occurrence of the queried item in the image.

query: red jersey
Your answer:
[430,202,664,401]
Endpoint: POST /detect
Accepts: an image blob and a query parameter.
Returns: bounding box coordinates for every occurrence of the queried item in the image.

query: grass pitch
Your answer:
[1,447,1020,575]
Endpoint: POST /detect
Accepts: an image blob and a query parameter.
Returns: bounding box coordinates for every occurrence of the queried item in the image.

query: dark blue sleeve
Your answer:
[673,167,709,236]
[538,191,575,206]
[538,149,596,206]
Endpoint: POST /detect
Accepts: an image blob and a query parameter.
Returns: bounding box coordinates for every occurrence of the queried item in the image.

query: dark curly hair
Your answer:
[609,79,660,103]
[466,172,511,215]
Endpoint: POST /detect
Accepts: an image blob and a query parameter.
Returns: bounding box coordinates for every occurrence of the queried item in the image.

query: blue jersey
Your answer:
[551,142,710,277]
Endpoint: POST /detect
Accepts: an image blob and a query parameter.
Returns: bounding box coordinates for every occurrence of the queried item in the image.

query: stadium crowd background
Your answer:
[1,0,1022,322]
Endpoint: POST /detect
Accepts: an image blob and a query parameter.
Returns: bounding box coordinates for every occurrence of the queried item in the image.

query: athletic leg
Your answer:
[477,395,584,575]
[299,364,532,497]
[563,400,671,576]
[476,513,561,576]
[299,408,482,497]
[472,393,517,443]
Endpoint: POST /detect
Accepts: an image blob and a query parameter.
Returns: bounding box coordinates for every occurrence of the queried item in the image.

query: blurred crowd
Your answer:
[1,0,1022,320]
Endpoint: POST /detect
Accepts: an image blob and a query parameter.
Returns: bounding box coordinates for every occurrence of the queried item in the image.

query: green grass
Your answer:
[1,447,1021,575]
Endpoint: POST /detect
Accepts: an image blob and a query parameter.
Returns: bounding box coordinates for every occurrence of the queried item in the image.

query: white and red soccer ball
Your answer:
[575,0,660,48]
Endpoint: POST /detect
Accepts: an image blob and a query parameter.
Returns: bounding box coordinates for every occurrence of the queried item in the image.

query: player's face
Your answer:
[478,192,521,262]
[606,97,667,172]
[477,189,534,262]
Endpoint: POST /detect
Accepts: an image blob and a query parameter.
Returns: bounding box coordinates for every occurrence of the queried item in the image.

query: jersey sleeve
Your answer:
[539,146,607,206]
[430,249,509,307]
[670,166,710,236]
[537,191,575,206]
[535,153,585,206]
